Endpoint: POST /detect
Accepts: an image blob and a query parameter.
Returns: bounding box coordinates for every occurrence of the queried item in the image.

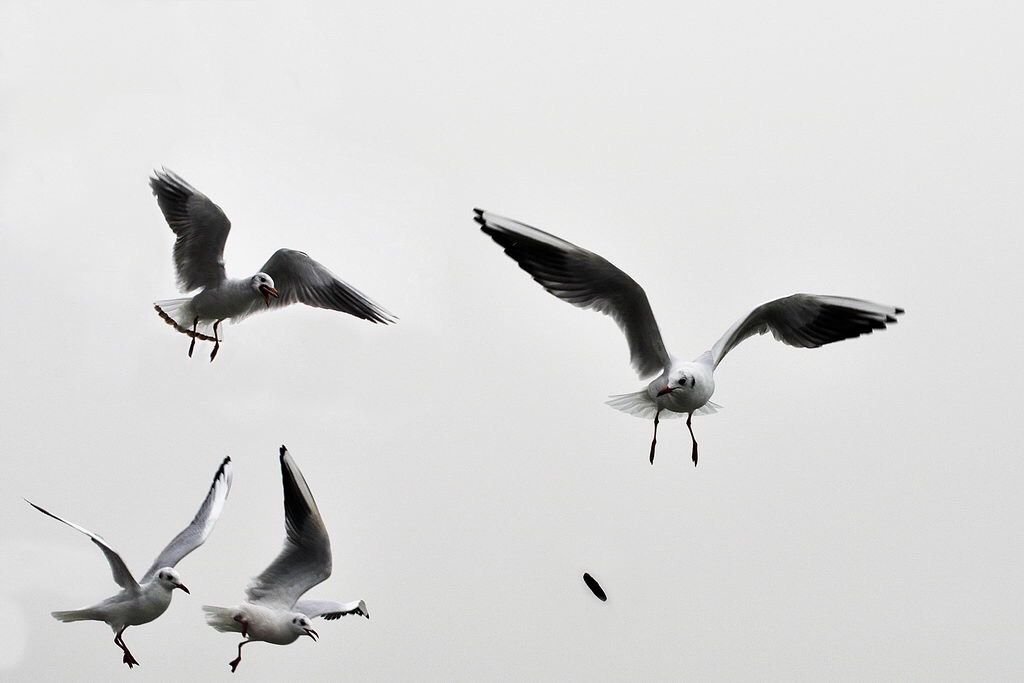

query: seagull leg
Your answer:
[649,409,662,465]
[210,319,223,362]
[233,613,249,638]
[188,317,199,358]
[114,626,140,668]
[229,640,249,673]
[686,412,699,467]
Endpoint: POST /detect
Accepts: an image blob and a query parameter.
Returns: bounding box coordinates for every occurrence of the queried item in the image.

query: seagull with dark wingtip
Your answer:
[203,446,368,673]
[26,457,232,668]
[475,209,904,466]
[150,168,396,361]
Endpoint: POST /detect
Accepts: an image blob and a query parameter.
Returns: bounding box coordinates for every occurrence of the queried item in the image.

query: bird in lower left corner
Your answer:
[26,456,232,668]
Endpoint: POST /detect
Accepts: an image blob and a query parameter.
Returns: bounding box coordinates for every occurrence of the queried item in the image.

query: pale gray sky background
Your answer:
[1,1,1022,680]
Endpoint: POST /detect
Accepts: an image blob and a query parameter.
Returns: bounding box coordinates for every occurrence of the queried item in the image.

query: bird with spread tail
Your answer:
[203,446,368,673]
[150,168,395,361]
[475,209,903,466]
[26,457,232,668]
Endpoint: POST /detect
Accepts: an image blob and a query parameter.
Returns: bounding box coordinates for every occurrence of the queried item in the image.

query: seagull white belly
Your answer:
[239,603,301,645]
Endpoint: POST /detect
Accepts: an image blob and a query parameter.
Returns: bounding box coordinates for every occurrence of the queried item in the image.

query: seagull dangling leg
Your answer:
[210,319,223,362]
[114,627,140,668]
[229,640,249,673]
[188,317,199,358]
[649,409,662,465]
[686,413,699,466]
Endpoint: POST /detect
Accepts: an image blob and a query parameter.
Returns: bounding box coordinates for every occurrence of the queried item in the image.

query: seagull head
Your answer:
[657,370,693,397]
[251,273,279,306]
[290,614,319,642]
[155,568,190,594]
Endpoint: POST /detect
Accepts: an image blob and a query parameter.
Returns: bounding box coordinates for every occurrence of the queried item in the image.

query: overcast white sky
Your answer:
[2,1,1022,680]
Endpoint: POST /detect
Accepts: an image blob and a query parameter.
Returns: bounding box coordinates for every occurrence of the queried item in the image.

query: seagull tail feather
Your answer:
[154,298,217,341]
[202,605,243,633]
[52,608,101,623]
[606,391,680,420]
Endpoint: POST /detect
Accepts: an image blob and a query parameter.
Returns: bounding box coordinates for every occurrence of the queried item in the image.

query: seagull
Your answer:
[150,168,396,361]
[26,456,233,668]
[475,209,904,466]
[203,446,368,673]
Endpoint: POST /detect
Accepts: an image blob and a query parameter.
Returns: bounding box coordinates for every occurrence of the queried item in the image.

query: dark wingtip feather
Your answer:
[280,445,288,457]
[895,307,905,315]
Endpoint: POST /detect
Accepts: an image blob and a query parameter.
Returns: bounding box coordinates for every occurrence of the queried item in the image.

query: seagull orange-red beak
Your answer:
[259,284,279,306]
[656,386,674,397]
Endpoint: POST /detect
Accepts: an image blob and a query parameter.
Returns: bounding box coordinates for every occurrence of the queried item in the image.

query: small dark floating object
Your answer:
[583,573,607,601]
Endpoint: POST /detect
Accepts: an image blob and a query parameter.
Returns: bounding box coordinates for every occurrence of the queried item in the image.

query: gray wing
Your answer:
[26,500,141,594]
[708,294,904,369]
[150,168,231,292]
[475,209,671,379]
[245,446,332,609]
[239,248,395,324]
[295,599,369,620]
[140,456,233,583]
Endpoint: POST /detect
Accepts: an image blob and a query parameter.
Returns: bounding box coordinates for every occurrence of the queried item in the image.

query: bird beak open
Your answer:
[656,387,674,397]
[177,584,191,594]
[259,284,279,306]
[305,628,319,641]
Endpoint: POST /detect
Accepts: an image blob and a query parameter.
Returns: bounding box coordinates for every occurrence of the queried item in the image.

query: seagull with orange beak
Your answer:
[203,446,368,673]
[26,457,232,668]
[150,168,395,361]
[476,209,903,466]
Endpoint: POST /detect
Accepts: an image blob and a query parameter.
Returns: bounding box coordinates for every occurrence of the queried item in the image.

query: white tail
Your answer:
[606,391,723,419]
[202,605,243,633]
[52,608,101,623]
[154,298,218,341]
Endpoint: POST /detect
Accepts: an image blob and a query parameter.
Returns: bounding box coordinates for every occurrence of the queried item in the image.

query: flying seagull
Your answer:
[475,209,903,466]
[26,456,232,668]
[150,168,396,361]
[204,446,368,673]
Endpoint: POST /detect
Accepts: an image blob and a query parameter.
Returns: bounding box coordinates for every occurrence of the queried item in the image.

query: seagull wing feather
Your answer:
[150,168,231,292]
[708,294,903,368]
[26,500,140,594]
[140,456,233,583]
[475,209,670,378]
[245,447,332,609]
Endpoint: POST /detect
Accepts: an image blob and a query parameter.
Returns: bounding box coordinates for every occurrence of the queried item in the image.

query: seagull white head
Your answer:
[251,273,279,307]
[154,567,190,594]
[658,369,695,396]
[289,613,319,641]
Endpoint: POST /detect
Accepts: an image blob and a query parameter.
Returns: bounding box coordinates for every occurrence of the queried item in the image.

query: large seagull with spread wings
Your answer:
[150,168,395,361]
[203,446,368,673]
[475,209,904,466]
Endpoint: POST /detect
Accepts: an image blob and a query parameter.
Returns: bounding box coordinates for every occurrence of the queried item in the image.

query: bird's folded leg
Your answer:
[686,412,699,466]
[649,409,662,465]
